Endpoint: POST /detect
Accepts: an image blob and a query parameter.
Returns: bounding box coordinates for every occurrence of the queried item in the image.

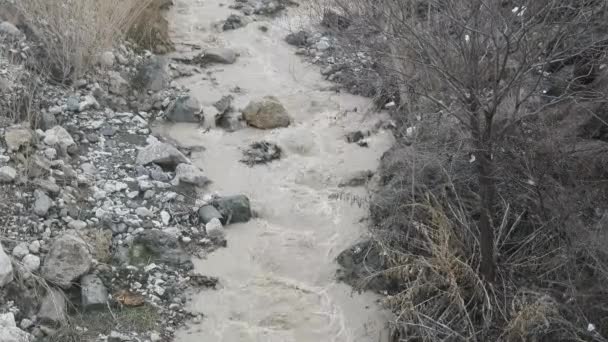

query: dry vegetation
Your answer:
[14,0,164,82]
[315,0,608,340]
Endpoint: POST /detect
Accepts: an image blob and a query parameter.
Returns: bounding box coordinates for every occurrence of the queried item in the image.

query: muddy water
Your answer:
[160,1,395,341]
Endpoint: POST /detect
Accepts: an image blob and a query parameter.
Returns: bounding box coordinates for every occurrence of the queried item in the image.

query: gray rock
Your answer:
[66,96,80,112]
[22,254,40,273]
[39,112,57,131]
[28,241,40,254]
[0,166,17,182]
[67,220,87,230]
[130,230,192,269]
[223,14,245,30]
[240,141,281,166]
[0,312,33,342]
[132,56,170,92]
[242,96,291,129]
[203,48,237,64]
[108,71,129,95]
[338,170,374,187]
[211,195,252,224]
[81,274,108,310]
[78,95,100,112]
[166,96,203,123]
[175,163,209,186]
[205,218,224,239]
[19,318,33,330]
[0,243,13,287]
[33,190,52,217]
[41,234,92,289]
[0,21,22,37]
[285,31,310,47]
[213,95,233,114]
[135,207,152,218]
[12,243,29,259]
[43,126,75,151]
[4,126,33,152]
[33,179,60,195]
[136,142,189,168]
[198,205,223,224]
[38,288,67,325]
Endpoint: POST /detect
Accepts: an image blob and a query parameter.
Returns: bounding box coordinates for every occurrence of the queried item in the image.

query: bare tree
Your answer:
[330,0,607,281]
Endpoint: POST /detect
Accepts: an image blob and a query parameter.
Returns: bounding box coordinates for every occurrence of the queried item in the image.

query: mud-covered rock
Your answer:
[198,205,222,224]
[130,230,192,269]
[81,274,108,310]
[240,141,281,166]
[202,48,237,64]
[132,56,170,92]
[242,96,291,129]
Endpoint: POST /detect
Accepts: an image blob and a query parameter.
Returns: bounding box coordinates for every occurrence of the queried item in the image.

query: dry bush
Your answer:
[315,1,608,339]
[127,0,174,54]
[16,0,154,82]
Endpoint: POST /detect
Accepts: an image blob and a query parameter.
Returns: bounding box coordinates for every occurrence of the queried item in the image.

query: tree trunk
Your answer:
[477,145,496,282]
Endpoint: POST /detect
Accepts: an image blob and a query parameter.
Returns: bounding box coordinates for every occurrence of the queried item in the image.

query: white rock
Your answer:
[103,180,128,193]
[43,126,75,150]
[135,207,152,218]
[0,166,17,182]
[28,241,40,254]
[22,254,40,273]
[205,218,224,239]
[175,163,209,187]
[160,211,171,225]
[0,243,13,287]
[99,51,115,67]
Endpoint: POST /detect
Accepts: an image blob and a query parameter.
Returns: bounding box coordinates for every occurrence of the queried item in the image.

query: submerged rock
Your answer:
[223,14,246,31]
[202,48,238,64]
[240,141,281,166]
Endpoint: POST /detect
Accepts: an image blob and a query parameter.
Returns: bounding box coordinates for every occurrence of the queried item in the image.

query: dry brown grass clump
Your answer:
[16,0,155,81]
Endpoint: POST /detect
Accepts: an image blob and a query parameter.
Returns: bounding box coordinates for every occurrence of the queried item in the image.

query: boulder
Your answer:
[211,195,252,224]
[0,243,13,287]
[0,312,33,342]
[136,142,189,169]
[81,274,108,310]
[175,163,209,186]
[198,205,223,224]
[132,56,170,92]
[33,189,52,217]
[39,112,57,131]
[4,126,33,152]
[0,165,17,182]
[242,96,291,129]
[202,48,237,64]
[165,96,203,123]
[41,234,93,289]
[37,288,67,325]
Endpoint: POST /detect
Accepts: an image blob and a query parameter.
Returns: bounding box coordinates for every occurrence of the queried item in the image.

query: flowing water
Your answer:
[159,1,395,341]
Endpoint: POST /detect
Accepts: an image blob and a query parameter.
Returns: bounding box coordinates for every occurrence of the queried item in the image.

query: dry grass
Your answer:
[16,0,155,82]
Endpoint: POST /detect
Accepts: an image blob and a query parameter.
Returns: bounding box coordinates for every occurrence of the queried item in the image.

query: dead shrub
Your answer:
[16,0,154,82]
